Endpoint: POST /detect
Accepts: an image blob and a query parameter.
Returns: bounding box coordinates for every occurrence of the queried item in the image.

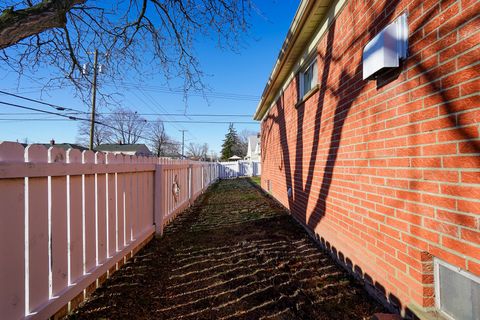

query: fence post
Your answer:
[154,164,165,236]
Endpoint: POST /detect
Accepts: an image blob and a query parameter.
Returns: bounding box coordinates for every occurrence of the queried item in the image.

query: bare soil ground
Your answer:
[68,178,385,319]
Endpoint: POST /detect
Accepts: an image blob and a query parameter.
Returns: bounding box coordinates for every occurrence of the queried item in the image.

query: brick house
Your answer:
[254,0,479,319]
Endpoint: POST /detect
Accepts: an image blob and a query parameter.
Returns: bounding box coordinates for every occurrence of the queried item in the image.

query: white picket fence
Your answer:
[218,160,261,179]
[0,141,219,320]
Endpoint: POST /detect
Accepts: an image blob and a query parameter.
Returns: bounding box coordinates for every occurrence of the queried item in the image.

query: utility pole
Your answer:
[89,49,99,150]
[179,130,187,159]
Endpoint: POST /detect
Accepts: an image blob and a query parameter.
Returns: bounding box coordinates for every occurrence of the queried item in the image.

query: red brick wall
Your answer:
[261,0,479,313]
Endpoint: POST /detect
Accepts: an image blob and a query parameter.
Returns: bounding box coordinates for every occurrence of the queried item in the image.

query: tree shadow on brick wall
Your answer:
[264,0,403,230]
[263,0,479,316]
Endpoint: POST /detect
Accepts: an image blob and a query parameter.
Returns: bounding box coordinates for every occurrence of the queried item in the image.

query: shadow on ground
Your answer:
[68,178,385,320]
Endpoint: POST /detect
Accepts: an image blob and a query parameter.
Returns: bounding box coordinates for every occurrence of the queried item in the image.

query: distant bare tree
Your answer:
[147,119,180,157]
[76,113,111,147]
[0,0,252,100]
[209,151,219,162]
[106,107,147,144]
[186,142,209,160]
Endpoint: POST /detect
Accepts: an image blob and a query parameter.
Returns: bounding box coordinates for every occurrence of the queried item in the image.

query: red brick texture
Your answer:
[260,0,479,313]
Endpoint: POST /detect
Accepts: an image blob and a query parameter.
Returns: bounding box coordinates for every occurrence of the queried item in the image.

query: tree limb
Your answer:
[0,0,85,49]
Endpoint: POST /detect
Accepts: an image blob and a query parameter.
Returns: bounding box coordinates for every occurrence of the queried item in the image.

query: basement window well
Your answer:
[434,258,480,320]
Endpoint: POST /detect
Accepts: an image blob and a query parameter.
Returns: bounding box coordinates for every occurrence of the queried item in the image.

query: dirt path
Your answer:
[69,178,385,319]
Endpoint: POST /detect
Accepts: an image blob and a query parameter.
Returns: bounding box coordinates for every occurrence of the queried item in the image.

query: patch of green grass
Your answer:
[250,176,261,187]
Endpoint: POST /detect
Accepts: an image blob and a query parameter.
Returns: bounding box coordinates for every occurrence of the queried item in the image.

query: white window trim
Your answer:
[434,258,480,320]
[259,0,350,123]
[299,57,318,99]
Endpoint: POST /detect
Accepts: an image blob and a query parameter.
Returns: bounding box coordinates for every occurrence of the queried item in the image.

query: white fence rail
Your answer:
[0,142,218,320]
[218,161,261,179]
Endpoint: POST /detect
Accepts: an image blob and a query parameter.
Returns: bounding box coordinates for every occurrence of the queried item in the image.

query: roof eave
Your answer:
[253,0,333,121]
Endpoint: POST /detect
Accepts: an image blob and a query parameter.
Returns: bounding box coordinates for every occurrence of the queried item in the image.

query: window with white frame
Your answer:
[298,58,318,100]
[434,258,480,320]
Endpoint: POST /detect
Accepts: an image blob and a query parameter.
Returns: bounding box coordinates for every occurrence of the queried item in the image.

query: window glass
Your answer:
[299,58,318,99]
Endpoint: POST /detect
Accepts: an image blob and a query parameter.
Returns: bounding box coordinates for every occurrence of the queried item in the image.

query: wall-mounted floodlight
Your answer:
[362,13,408,80]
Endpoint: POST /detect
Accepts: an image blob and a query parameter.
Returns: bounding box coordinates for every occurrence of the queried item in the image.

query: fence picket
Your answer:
[116,155,125,250]
[131,163,138,240]
[95,152,107,265]
[124,170,132,244]
[0,143,220,319]
[0,142,25,318]
[48,147,68,297]
[105,154,116,258]
[25,144,49,314]
[82,151,96,273]
[66,149,83,285]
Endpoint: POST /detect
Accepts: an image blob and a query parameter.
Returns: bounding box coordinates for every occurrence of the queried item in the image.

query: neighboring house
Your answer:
[21,140,89,152]
[254,1,479,319]
[245,135,261,161]
[96,143,151,156]
[44,143,89,152]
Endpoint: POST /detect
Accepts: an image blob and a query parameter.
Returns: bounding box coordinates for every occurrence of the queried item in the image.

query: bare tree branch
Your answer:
[0,0,252,103]
[0,0,85,49]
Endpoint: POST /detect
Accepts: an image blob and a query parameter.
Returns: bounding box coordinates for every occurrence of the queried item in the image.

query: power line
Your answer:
[0,90,87,114]
[0,118,258,124]
[0,100,238,147]
[0,112,253,117]
[111,82,260,101]
[136,87,199,141]
[0,101,90,121]
[1,84,261,101]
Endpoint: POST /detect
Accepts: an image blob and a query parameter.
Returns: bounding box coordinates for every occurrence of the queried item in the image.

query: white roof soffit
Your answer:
[253,0,333,121]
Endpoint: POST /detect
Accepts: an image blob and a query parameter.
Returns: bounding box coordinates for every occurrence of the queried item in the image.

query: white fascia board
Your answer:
[260,0,349,123]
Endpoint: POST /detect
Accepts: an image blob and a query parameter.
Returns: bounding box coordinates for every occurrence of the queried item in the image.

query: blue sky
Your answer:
[0,1,298,155]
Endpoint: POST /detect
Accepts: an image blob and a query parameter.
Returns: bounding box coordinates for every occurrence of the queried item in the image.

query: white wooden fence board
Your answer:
[131,173,138,240]
[0,142,26,319]
[117,173,125,250]
[25,145,49,313]
[83,173,96,273]
[217,161,261,179]
[69,174,83,284]
[124,173,132,244]
[96,173,107,265]
[67,149,83,285]
[48,147,68,297]
[0,176,25,318]
[0,142,220,320]
[107,173,116,257]
[82,151,95,274]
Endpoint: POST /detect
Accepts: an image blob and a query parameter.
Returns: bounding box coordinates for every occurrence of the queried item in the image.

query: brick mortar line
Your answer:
[290,205,479,277]
[295,180,480,211]
[264,152,480,170]
[274,196,471,258]
[268,175,480,217]
[294,94,480,138]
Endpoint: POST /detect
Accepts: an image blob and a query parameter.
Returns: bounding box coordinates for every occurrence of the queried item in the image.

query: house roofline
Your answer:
[253,0,334,121]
